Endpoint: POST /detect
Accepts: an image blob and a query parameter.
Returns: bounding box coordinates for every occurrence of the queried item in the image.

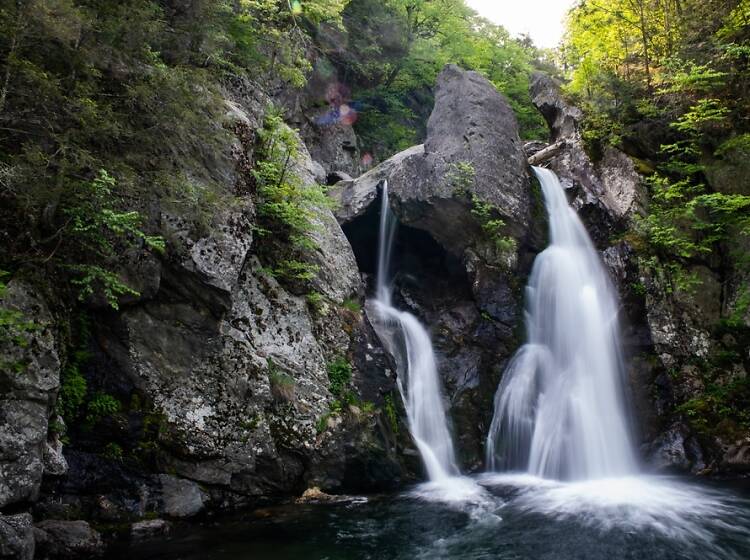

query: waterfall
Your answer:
[369,181,459,482]
[486,167,638,480]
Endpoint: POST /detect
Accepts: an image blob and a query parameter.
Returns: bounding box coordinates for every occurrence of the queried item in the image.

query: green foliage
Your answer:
[341,297,362,313]
[57,315,92,425]
[326,356,353,397]
[383,393,399,434]
[345,0,547,160]
[254,107,332,285]
[447,161,476,193]
[102,442,124,462]
[57,360,88,425]
[677,377,750,437]
[470,196,517,254]
[306,291,326,314]
[85,393,121,425]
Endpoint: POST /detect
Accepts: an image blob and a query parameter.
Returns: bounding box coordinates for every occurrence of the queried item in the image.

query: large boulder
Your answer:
[0,514,35,560]
[330,64,539,468]
[33,520,104,559]
[0,281,61,509]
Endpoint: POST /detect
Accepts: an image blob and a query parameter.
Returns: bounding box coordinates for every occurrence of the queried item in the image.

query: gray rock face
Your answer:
[529,72,583,142]
[76,89,404,506]
[722,439,750,472]
[0,514,34,560]
[131,518,171,540]
[529,72,645,247]
[159,474,206,518]
[646,422,705,473]
[0,281,60,509]
[34,520,104,559]
[424,64,530,229]
[301,106,362,180]
[329,144,425,224]
[641,263,718,367]
[331,64,537,467]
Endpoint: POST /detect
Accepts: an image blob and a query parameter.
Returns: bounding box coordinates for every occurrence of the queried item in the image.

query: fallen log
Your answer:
[528,140,566,166]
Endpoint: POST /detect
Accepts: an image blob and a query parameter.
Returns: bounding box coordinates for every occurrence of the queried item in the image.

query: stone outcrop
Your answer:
[33,520,103,559]
[34,83,408,526]
[528,72,645,247]
[0,514,35,560]
[330,64,540,467]
[0,76,411,556]
[0,282,61,509]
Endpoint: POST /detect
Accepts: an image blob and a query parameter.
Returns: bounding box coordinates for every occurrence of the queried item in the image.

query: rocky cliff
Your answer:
[0,77,409,559]
[2,62,748,559]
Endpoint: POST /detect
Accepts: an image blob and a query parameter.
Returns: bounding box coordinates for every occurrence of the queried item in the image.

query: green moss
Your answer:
[85,393,121,425]
[341,298,362,313]
[102,442,124,461]
[327,357,352,397]
[447,161,476,193]
[306,291,325,314]
[469,194,518,257]
[0,271,39,373]
[57,360,88,424]
[383,393,399,435]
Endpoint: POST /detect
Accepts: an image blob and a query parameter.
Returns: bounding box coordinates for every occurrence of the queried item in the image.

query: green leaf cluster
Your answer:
[326,356,353,397]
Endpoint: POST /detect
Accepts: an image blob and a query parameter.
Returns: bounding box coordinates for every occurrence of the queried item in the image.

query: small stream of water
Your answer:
[368,180,459,482]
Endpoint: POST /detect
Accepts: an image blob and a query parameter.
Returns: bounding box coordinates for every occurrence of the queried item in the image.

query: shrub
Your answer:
[85,393,121,425]
[326,357,352,397]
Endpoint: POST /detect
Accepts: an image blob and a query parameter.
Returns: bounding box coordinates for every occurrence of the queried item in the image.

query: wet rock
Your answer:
[295,486,335,503]
[130,519,172,540]
[0,514,34,560]
[42,422,68,477]
[722,439,750,472]
[329,144,425,224]
[33,520,104,559]
[529,72,645,246]
[159,474,206,518]
[646,422,705,473]
[0,281,60,509]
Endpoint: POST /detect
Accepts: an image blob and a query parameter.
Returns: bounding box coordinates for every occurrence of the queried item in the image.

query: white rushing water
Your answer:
[368,181,459,482]
[486,166,638,480]
[478,167,750,555]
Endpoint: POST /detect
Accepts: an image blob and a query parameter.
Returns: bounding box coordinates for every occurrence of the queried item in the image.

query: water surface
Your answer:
[113,475,750,560]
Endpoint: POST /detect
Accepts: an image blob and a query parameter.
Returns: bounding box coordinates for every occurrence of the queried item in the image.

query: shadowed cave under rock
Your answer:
[341,189,473,315]
[340,189,506,469]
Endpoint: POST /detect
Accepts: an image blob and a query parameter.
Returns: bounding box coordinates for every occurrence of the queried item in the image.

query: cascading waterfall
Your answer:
[369,181,459,482]
[486,166,638,480]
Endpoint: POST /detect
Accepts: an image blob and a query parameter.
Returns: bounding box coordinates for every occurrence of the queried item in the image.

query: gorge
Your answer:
[1,1,750,559]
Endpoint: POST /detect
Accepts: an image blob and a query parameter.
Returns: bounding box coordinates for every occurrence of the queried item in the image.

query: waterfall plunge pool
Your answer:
[112,474,750,560]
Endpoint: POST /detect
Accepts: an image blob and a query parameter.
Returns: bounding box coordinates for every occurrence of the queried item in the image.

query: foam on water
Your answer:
[479,473,750,556]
